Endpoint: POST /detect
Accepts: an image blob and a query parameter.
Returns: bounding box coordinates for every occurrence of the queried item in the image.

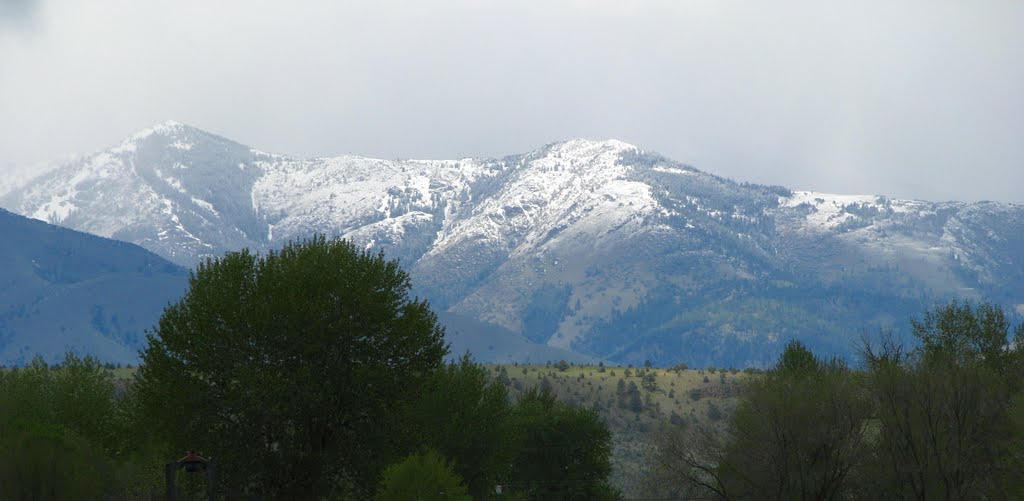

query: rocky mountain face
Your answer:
[5,122,1023,366]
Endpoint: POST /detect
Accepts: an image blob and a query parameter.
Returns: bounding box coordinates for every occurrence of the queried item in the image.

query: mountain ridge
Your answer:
[4,123,1022,366]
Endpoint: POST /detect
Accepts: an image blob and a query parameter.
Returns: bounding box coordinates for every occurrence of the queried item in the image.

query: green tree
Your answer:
[406,354,514,499]
[0,355,125,499]
[496,365,511,386]
[912,300,1024,375]
[508,388,621,500]
[706,401,722,422]
[862,302,1024,499]
[715,347,871,499]
[865,352,1014,499]
[133,236,448,498]
[376,449,471,501]
[0,421,109,500]
[915,301,998,357]
[641,371,657,392]
[627,381,643,413]
[647,303,1024,499]
[647,342,872,500]
[0,355,119,451]
[775,339,818,376]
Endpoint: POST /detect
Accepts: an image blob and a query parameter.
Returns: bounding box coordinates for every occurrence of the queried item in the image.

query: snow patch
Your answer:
[191,197,217,215]
[782,191,879,230]
[652,166,695,176]
[31,193,76,224]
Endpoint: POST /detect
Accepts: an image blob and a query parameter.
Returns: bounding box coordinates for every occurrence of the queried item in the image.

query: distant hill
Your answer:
[5,122,1023,366]
[0,208,187,365]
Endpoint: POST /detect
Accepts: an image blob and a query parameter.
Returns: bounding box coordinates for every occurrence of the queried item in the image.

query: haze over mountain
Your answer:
[4,122,1023,366]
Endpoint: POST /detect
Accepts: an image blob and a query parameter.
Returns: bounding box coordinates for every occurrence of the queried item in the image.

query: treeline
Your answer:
[0,237,620,500]
[0,354,148,499]
[0,354,618,500]
[646,301,1024,499]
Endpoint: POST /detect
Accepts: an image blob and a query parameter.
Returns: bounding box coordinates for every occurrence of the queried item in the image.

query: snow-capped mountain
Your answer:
[4,122,1023,366]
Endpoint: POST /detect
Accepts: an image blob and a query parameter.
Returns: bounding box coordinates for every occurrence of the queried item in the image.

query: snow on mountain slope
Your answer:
[2,122,498,266]
[251,155,499,265]
[781,191,882,231]
[4,122,1023,366]
[2,121,268,263]
[425,139,651,258]
[773,190,1024,297]
[416,139,674,349]
[0,160,64,200]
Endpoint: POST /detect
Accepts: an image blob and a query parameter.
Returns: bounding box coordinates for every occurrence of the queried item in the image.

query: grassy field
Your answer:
[108,366,137,380]
[488,362,749,496]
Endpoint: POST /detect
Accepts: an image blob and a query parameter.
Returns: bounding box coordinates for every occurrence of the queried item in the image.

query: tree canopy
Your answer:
[376,449,472,501]
[0,355,128,500]
[405,354,514,499]
[133,236,448,498]
[509,388,620,500]
[647,301,1024,500]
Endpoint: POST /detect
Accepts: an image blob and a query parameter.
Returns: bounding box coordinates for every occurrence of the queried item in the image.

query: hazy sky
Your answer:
[2,0,1022,203]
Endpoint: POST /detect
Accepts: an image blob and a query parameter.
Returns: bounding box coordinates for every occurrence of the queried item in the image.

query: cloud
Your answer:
[0,0,1022,203]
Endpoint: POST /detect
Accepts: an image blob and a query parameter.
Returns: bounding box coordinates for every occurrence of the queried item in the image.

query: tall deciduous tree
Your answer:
[405,354,514,499]
[714,351,871,500]
[0,355,122,499]
[911,300,1022,372]
[646,341,872,500]
[134,236,447,498]
[864,302,1024,499]
[508,388,621,500]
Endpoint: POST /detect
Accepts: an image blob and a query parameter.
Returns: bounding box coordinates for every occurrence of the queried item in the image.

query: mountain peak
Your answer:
[111,121,185,152]
[110,121,245,156]
[154,119,185,130]
[551,138,637,151]
[132,120,190,139]
[535,138,639,163]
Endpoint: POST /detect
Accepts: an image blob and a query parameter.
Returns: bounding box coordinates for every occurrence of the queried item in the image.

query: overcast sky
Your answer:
[2,0,1022,203]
